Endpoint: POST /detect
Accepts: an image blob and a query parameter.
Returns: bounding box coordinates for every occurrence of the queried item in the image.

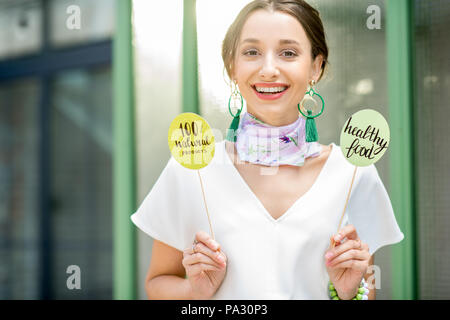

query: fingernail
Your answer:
[325,252,333,260]
[210,240,219,250]
[217,254,224,263]
[334,234,342,242]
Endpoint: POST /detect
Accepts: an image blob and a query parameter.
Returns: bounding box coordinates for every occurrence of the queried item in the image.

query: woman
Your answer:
[131,0,404,300]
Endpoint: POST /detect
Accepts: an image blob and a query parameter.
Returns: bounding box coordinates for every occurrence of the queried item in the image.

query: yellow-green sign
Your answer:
[340,109,390,167]
[168,113,215,170]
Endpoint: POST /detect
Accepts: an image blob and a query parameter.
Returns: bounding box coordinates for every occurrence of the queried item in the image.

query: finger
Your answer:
[188,263,222,276]
[328,259,369,273]
[362,242,370,252]
[183,252,224,270]
[334,224,358,243]
[193,241,227,266]
[195,231,220,251]
[325,239,365,261]
[183,252,221,267]
[327,236,334,250]
[327,248,370,268]
[183,247,196,258]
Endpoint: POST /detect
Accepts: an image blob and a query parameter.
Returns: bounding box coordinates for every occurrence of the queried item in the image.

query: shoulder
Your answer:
[319,143,333,159]
[303,143,332,169]
[307,142,333,166]
[326,143,380,185]
[161,155,197,183]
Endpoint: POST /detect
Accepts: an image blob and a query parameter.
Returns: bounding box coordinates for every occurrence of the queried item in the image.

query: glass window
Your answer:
[0,0,43,60]
[196,0,251,136]
[0,77,41,299]
[50,67,113,299]
[314,2,392,298]
[132,0,183,299]
[49,0,115,48]
[414,0,450,299]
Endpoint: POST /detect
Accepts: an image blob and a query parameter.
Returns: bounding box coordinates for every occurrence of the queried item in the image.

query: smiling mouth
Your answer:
[251,85,290,95]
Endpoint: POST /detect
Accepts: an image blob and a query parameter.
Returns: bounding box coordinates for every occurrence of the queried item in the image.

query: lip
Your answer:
[251,83,290,100]
[253,82,289,87]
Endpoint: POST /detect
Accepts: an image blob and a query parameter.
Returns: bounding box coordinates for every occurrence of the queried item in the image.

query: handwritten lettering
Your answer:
[343,116,388,160]
[174,135,212,149]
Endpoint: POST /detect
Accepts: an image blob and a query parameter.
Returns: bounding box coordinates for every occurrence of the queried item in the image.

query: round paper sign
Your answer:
[340,109,390,167]
[168,113,215,170]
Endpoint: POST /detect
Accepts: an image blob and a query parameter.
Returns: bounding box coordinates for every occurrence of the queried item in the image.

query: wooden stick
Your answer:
[331,166,358,249]
[197,169,215,240]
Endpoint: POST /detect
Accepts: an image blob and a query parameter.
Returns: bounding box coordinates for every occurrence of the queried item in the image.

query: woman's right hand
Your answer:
[182,231,227,299]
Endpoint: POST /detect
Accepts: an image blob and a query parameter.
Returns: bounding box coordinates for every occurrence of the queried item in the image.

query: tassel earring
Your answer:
[298,80,325,142]
[226,81,244,142]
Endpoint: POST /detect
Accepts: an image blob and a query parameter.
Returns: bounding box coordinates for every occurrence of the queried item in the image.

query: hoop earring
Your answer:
[297,80,324,142]
[226,81,244,142]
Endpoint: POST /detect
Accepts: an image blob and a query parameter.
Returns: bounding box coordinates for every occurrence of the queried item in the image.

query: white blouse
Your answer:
[131,140,404,299]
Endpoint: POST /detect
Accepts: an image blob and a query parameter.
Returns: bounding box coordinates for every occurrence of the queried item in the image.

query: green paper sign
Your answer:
[340,109,390,167]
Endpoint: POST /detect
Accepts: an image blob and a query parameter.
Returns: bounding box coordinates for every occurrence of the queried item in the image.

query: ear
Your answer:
[310,54,324,82]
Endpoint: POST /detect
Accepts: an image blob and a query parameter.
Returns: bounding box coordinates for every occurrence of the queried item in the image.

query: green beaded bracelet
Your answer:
[328,278,369,300]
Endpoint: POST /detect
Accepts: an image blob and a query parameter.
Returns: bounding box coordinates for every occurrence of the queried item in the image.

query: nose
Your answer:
[258,52,280,80]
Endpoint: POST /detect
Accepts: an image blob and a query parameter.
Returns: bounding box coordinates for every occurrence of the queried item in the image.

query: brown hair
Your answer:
[222,0,329,83]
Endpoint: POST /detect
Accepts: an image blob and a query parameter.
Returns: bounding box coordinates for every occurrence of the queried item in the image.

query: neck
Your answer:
[247,109,298,127]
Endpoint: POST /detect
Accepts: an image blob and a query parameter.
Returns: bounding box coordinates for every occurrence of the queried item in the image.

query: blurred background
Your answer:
[0,0,449,299]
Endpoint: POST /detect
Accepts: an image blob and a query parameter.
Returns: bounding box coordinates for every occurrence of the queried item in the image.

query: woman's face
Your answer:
[232,9,323,126]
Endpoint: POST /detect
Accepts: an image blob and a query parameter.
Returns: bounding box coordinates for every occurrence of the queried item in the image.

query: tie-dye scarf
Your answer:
[235,112,321,166]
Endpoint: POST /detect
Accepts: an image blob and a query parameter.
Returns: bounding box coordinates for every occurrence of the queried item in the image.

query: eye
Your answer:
[282,50,298,58]
[243,49,258,56]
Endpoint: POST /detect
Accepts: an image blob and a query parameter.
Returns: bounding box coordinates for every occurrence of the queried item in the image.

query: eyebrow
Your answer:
[241,38,300,46]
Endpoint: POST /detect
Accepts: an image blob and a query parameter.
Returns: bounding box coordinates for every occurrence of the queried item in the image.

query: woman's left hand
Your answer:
[324,224,371,300]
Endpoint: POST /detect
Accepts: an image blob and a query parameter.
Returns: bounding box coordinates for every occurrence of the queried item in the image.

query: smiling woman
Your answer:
[131,0,404,301]
[223,3,328,126]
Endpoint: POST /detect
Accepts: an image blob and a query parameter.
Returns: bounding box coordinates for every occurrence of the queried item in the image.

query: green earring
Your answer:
[297,80,324,142]
[226,82,244,142]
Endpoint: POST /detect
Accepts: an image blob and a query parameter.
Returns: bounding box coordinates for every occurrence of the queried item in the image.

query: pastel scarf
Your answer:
[235,112,321,166]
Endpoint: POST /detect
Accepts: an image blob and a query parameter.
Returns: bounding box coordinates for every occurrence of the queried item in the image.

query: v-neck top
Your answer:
[226,142,332,223]
[131,140,404,299]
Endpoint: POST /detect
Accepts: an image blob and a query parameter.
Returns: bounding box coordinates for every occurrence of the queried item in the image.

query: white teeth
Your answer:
[255,86,287,93]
